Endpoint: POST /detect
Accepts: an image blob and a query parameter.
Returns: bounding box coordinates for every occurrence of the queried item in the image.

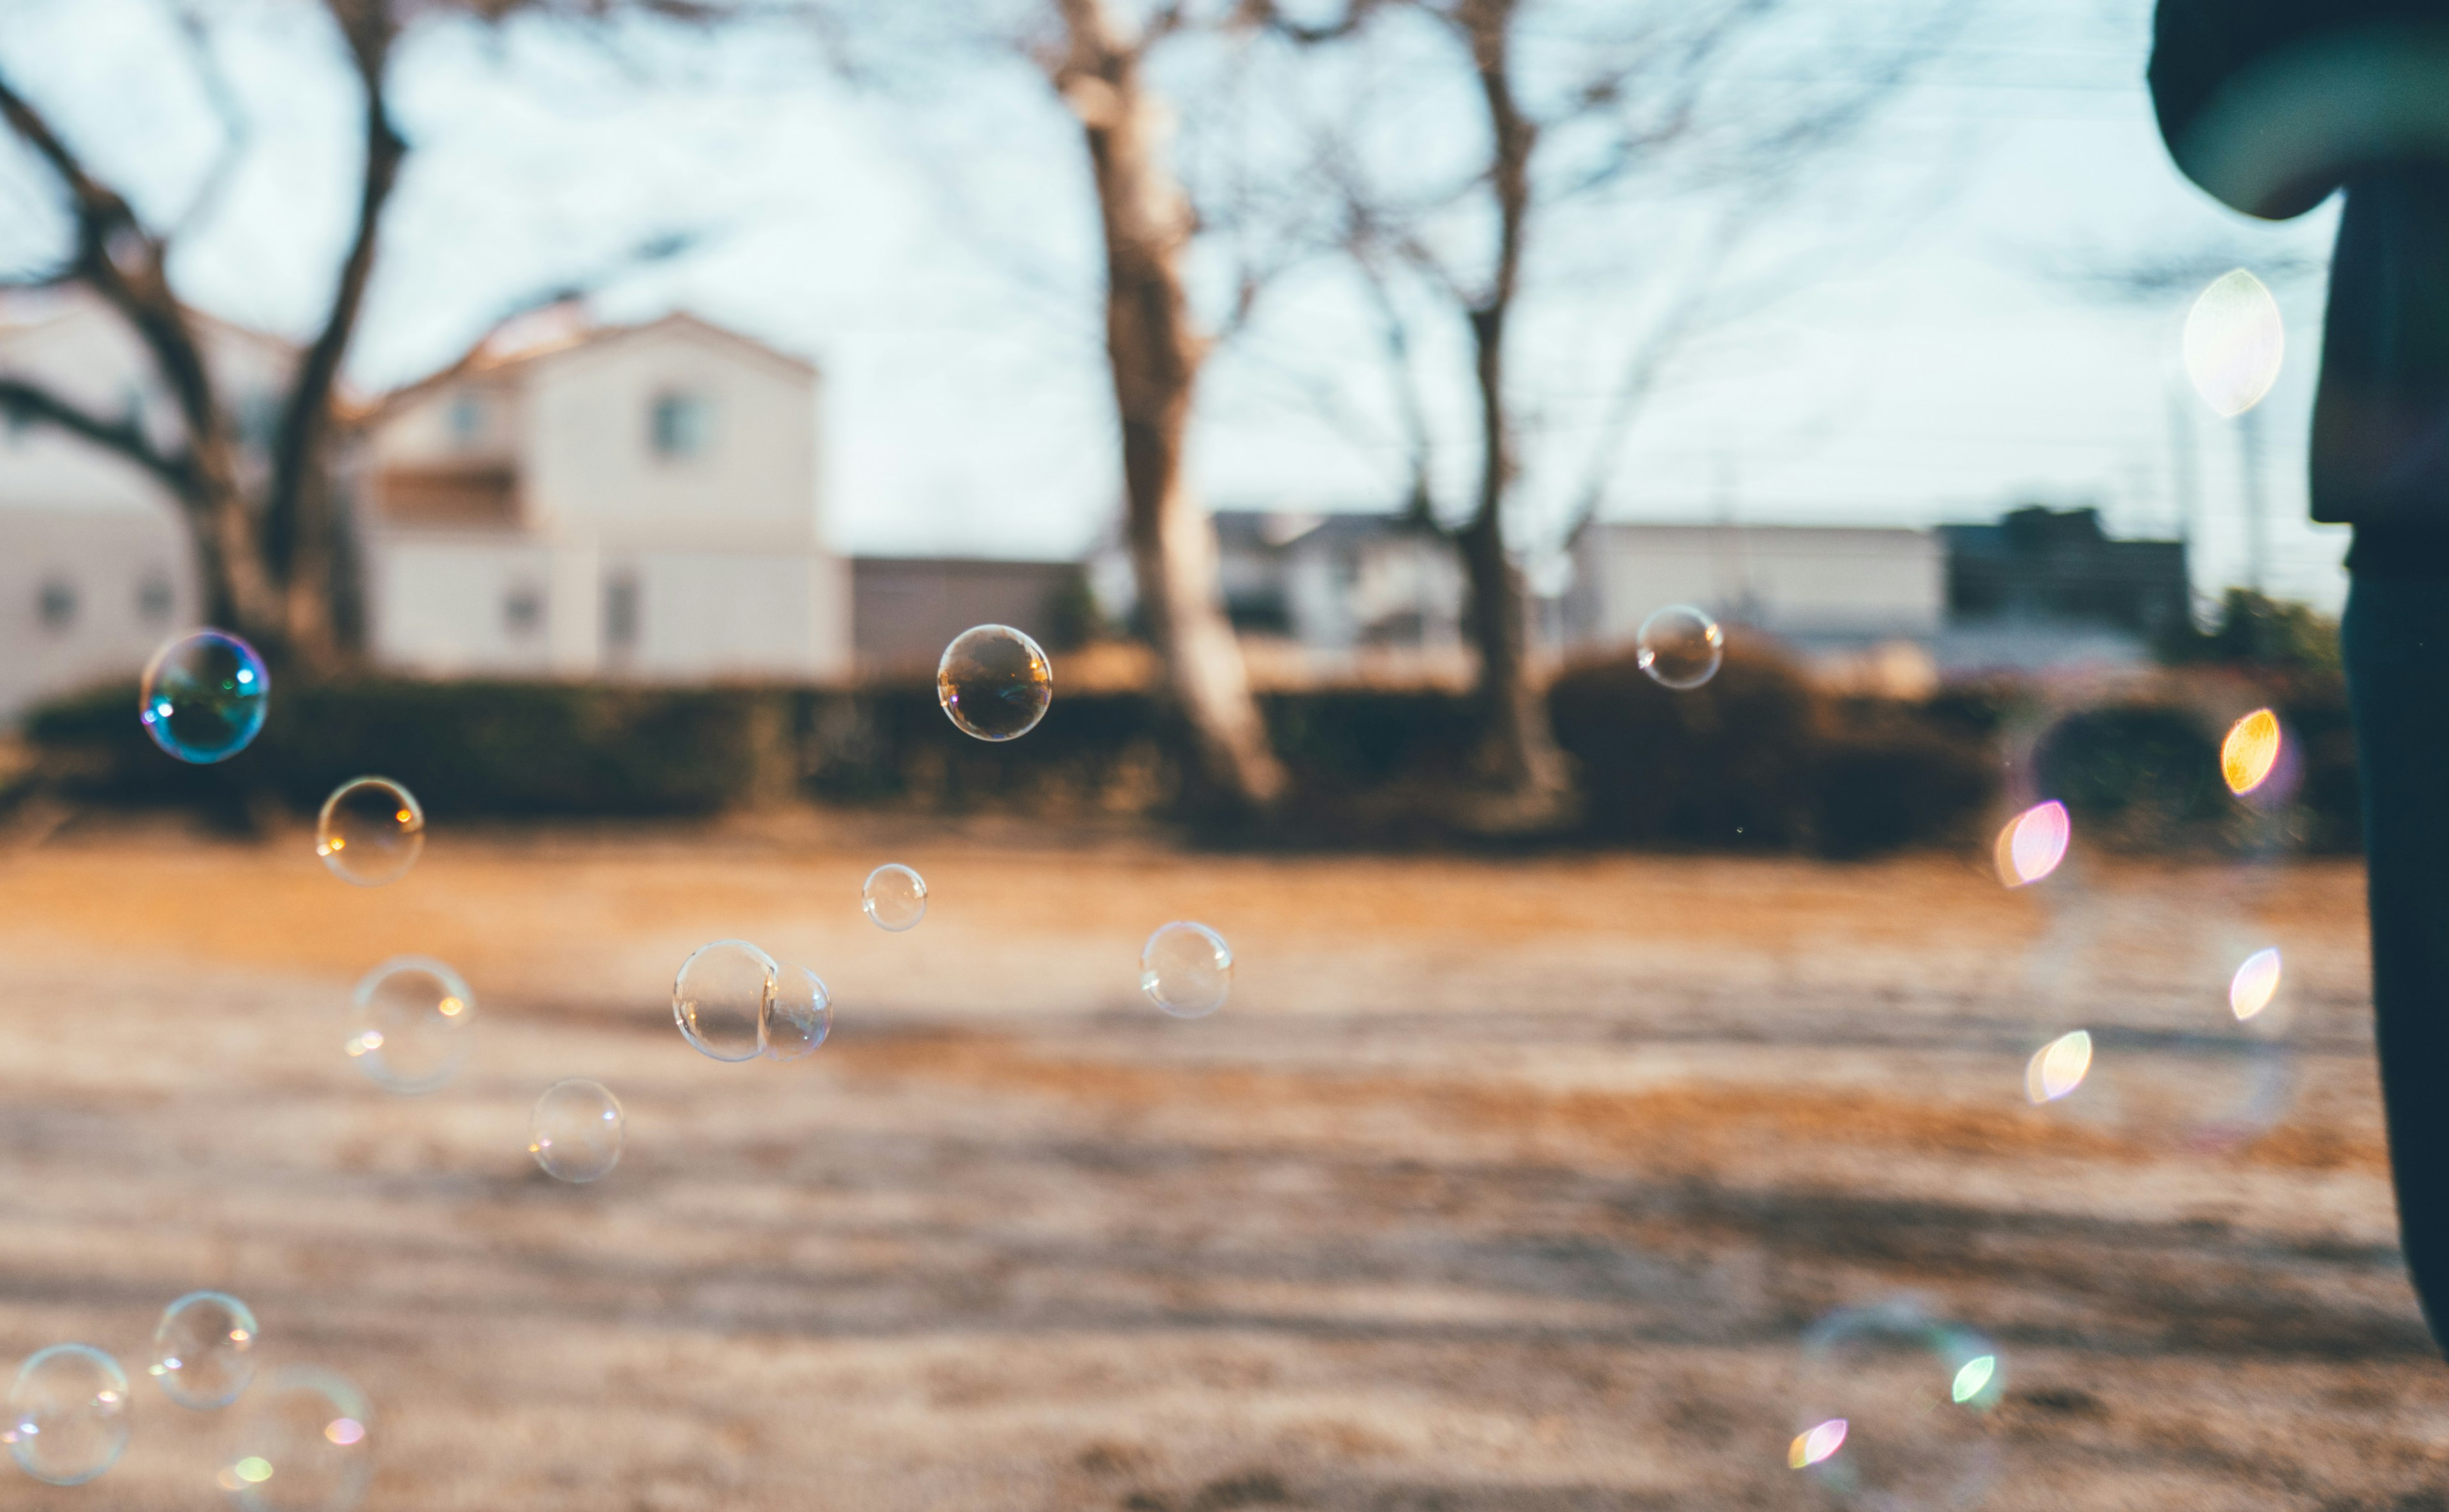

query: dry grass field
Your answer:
[0,812,2440,1511]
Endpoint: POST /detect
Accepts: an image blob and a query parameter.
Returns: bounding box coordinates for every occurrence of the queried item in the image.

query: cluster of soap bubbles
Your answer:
[8,1291,366,1506]
[1789,1302,2004,1509]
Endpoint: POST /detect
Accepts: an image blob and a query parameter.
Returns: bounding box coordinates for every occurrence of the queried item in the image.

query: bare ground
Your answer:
[0,814,2441,1511]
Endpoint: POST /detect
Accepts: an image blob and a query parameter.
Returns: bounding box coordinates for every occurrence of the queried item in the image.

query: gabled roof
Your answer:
[453,307,817,384]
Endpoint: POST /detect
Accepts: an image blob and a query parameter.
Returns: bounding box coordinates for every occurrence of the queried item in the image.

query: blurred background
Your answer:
[0,1,2432,1509]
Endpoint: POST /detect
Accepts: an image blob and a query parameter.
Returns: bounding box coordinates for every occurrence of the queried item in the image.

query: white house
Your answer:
[0,295,851,718]
[363,309,850,682]
[0,289,275,719]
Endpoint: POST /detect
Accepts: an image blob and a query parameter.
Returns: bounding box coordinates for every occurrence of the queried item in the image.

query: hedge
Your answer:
[8,639,2360,857]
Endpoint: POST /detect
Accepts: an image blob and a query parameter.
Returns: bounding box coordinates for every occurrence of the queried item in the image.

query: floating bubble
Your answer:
[346,957,474,1094]
[937,624,1053,740]
[2230,946,2283,1022]
[862,863,927,932]
[2184,268,2284,418]
[1635,604,1725,690]
[138,629,269,764]
[763,964,832,1061]
[314,777,425,887]
[1142,921,1232,1018]
[6,1343,131,1486]
[673,939,774,1062]
[2221,708,2283,796]
[529,1078,624,1183]
[1791,1303,2003,1509]
[2024,1029,2093,1104]
[150,1290,257,1411]
[1994,800,2071,888]
[220,1367,370,1512]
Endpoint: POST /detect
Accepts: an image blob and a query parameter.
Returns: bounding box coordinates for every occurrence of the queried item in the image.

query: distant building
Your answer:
[1931,506,2189,677]
[0,289,277,719]
[365,309,851,682]
[1566,522,1945,651]
[1210,510,1466,654]
[852,556,1085,676]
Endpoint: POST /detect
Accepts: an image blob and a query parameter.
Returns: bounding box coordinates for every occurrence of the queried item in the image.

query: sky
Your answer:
[0,0,2350,609]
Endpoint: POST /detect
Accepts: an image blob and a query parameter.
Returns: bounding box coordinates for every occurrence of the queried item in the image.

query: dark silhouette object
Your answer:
[1941,505,2191,638]
[2153,0,2449,1354]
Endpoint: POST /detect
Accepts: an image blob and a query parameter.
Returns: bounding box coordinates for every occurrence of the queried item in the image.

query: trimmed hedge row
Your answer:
[10,639,2361,856]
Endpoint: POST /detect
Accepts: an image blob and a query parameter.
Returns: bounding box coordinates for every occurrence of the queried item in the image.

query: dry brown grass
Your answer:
[0,816,2436,1511]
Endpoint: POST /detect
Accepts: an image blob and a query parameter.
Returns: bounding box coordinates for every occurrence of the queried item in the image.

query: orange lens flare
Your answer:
[2221,708,2282,796]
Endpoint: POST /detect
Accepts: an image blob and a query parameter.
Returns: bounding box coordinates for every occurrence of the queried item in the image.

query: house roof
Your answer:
[452,307,818,384]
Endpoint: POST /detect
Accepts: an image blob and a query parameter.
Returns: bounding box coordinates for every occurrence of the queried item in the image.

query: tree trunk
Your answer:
[1052,0,1286,813]
[1452,0,1569,817]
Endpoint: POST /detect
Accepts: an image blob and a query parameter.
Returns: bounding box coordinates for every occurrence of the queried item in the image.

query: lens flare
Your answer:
[1994,800,2070,887]
[1950,1355,1997,1404]
[2184,268,2284,418]
[1789,1418,1847,1469]
[2025,1030,2093,1103]
[2221,708,2283,796]
[2230,947,2283,1021]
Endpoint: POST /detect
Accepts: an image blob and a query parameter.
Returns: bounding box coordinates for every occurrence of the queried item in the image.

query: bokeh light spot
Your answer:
[2222,708,2283,796]
[1994,800,2070,887]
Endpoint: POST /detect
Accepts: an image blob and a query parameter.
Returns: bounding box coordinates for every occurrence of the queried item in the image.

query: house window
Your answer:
[446,393,486,450]
[504,585,543,638]
[136,575,173,626]
[649,391,710,460]
[604,573,640,652]
[37,577,75,632]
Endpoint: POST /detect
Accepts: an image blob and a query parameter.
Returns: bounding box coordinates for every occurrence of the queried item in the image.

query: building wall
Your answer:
[0,507,198,719]
[853,557,1082,675]
[0,294,285,718]
[1570,524,1945,646]
[365,318,853,684]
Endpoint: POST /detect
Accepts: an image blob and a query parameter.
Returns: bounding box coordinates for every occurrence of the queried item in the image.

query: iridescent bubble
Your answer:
[2024,1029,2093,1104]
[763,964,832,1061]
[1791,1303,2003,1509]
[1994,800,2071,888]
[6,1343,131,1486]
[1142,921,1232,1018]
[529,1078,624,1183]
[2230,946,2283,1022]
[2221,708,2283,797]
[1635,604,1724,690]
[673,939,774,1062]
[314,777,425,887]
[150,1290,258,1410]
[219,1367,370,1512]
[2184,268,2284,418]
[937,624,1053,741]
[346,957,474,1094]
[138,629,269,764]
[862,863,927,932]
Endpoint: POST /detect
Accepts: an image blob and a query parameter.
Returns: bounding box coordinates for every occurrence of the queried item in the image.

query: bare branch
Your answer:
[0,376,198,497]
[164,4,253,243]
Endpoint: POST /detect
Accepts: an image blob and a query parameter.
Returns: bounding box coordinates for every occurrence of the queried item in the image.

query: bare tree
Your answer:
[1258,0,1960,819]
[1040,0,1288,812]
[0,0,716,677]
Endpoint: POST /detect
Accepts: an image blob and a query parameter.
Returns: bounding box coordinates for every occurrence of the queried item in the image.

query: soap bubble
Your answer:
[2184,268,2284,418]
[1791,1302,2003,1509]
[6,1343,131,1486]
[862,863,928,931]
[138,629,269,763]
[673,940,774,1062]
[219,1367,370,1512]
[529,1078,624,1183]
[2024,1029,2093,1104]
[2229,946,2283,1022]
[763,964,832,1061]
[1142,921,1232,1018]
[346,957,474,1094]
[150,1291,257,1410]
[1993,800,2071,888]
[938,624,1053,740]
[1635,605,1724,690]
[314,777,425,887]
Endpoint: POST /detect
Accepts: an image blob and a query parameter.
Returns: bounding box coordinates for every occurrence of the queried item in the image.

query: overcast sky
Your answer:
[0,0,2348,608]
